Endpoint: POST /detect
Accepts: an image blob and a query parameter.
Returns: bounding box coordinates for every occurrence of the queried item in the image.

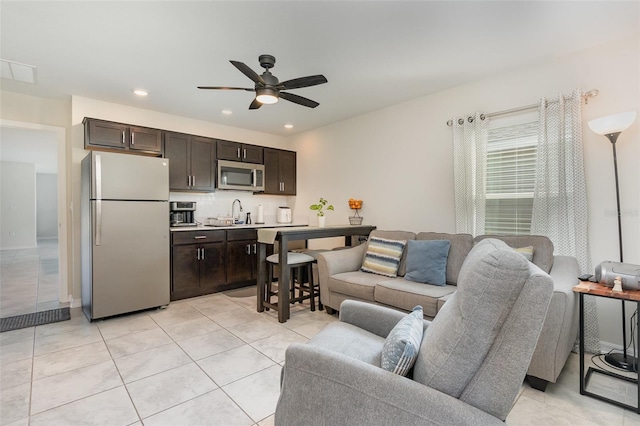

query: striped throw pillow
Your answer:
[381,305,424,376]
[361,237,407,278]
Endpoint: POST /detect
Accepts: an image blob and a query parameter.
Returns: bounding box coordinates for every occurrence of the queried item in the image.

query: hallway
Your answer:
[0,239,63,318]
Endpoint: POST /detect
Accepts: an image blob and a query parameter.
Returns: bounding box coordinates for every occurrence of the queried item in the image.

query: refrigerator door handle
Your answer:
[95,154,102,200]
[95,200,102,246]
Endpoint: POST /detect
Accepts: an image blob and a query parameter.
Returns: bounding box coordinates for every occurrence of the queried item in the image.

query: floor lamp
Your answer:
[588,110,637,371]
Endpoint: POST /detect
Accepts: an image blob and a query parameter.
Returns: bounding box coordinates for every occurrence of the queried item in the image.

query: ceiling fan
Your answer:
[198,54,327,110]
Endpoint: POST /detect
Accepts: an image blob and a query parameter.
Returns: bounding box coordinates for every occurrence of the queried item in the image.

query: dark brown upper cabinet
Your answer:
[217,139,264,164]
[164,132,216,192]
[83,118,162,155]
[264,148,296,195]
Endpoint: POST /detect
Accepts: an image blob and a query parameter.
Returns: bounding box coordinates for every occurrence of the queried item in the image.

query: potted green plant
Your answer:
[309,197,334,227]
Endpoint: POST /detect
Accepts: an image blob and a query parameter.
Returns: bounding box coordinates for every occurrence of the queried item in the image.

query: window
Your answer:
[485,120,538,236]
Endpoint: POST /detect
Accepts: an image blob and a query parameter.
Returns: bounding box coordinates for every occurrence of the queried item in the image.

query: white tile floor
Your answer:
[1,285,640,424]
[0,288,640,426]
[0,239,63,318]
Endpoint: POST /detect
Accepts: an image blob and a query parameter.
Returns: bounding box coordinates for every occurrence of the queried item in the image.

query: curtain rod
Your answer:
[446,89,599,126]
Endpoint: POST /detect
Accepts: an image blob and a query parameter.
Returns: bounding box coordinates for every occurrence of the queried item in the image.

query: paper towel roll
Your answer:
[257,204,264,223]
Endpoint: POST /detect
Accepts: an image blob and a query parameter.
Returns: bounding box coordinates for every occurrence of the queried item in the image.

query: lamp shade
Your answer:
[588,111,636,135]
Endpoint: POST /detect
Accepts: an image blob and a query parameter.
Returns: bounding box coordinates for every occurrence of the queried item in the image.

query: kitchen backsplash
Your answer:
[170,191,307,225]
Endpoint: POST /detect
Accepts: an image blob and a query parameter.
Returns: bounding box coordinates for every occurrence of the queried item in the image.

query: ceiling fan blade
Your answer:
[230,60,265,85]
[277,75,327,90]
[249,98,263,110]
[197,86,255,91]
[280,92,319,108]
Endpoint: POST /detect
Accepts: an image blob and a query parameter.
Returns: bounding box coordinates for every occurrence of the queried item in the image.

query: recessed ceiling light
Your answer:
[284,124,294,129]
[222,109,233,115]
[133,89,148,96]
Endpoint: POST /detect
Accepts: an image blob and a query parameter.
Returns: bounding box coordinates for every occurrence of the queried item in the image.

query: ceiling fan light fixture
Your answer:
[256,88,279,104]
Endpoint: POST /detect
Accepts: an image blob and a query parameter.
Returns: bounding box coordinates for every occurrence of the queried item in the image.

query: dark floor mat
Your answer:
[0,307,71,332]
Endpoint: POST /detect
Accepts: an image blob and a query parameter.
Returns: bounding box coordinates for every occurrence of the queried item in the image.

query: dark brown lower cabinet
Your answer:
[171,231,226,301]
[226,229,258,285]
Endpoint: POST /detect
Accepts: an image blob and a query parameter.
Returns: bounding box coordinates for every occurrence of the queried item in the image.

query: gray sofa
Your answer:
[276,238,554,425]
[317,230,579,391]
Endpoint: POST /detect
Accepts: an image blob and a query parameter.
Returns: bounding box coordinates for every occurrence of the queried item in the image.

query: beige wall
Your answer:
[288,36,640,348]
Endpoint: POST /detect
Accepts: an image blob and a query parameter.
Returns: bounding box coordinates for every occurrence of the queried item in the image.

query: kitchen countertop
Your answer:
[170,222,308,232]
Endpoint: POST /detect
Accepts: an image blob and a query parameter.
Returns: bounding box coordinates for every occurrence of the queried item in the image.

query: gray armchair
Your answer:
[275,239,554,425]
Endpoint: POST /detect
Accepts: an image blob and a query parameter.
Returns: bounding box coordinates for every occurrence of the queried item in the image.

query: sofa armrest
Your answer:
[275,343,503,426]
[339,300,430,338]
[527,255,580,382]
[317,244,366,277]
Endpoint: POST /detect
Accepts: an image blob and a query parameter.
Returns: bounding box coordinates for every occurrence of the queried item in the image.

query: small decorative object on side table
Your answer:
[573,280,640,413]
[348,198,363,225]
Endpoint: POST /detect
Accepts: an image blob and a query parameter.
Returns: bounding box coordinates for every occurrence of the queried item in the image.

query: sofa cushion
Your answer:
[365,231,416,276]
[308,321,385,366]
[328,271,380,301]
[473,235,553,273]
[412,238,531,399]
[374,279,456,318]
[361,237,407,278]
[405,240,451,286]
[513,246,534,262]
[381,306,424,376]
[416,232,473,285]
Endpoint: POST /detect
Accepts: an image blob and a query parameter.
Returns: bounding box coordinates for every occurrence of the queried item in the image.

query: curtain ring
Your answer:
[467,116,474,123]
[480,114,486,121]
[457,118,464,125]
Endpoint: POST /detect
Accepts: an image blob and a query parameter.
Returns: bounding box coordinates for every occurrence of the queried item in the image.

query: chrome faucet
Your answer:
[232,199,243,223]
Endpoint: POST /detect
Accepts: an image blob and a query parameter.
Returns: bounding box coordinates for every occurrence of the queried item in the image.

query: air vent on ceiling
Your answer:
[0,59,37,84]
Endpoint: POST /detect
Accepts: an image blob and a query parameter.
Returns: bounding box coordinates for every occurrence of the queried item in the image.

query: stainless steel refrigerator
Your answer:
[81,151,170,320]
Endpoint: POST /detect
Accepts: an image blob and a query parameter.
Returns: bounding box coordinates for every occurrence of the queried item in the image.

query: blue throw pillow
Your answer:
[404,239,451,286]
[381,306,424,376]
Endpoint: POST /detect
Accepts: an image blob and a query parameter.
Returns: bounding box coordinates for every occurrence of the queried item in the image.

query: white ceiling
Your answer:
[1,1,638,136]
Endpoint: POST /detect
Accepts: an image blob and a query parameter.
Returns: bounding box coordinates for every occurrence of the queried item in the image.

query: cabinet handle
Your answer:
[192,175,195,186]
[246,244,251,255]
[121,131,125,144]
[243,148,247,158]
[188,175,191,186]
[197,247,201,260]
[237,147,241,158]
[201,248,205,260]
[194,236,207,239]
[131,133,135,145]
[253,243,257,254]
[282,182,285,192]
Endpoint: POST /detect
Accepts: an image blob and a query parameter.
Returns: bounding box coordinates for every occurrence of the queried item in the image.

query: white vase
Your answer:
[317,216,326,227]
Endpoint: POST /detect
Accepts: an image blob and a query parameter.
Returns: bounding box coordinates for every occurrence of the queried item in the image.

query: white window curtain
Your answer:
[453,112,489,235]
[533,88,598,354]
[532,88,591,273]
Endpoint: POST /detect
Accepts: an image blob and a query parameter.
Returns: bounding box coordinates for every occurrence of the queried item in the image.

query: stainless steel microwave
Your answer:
[217,159,265,191]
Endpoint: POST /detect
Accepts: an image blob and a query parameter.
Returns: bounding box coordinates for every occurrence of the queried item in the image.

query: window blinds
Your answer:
[485,121,538,236]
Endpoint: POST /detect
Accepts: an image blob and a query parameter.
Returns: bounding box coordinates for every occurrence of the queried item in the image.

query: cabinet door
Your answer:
[130,126,163,153]
[85,119,128,149]
[217,140,242,161]
[164,132,190,190]
[226,240,255,284]
[263,148,281,194]
[190,137,216,191]
[171,245,201,300]
[241,144,264,164]
[279,150,297,195]
[200,242,227,292]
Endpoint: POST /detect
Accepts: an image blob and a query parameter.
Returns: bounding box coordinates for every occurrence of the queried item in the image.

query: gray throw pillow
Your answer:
[405,239,451,286]
[381,305,424,376]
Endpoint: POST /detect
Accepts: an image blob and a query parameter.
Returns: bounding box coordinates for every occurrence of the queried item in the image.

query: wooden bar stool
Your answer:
[290,248,328,310]
[263,252,318,312]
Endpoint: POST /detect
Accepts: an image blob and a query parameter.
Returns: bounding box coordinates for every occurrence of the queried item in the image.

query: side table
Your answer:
[573,280,640,413]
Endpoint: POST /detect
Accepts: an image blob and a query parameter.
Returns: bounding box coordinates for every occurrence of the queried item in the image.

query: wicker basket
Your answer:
[349,216,363,225]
